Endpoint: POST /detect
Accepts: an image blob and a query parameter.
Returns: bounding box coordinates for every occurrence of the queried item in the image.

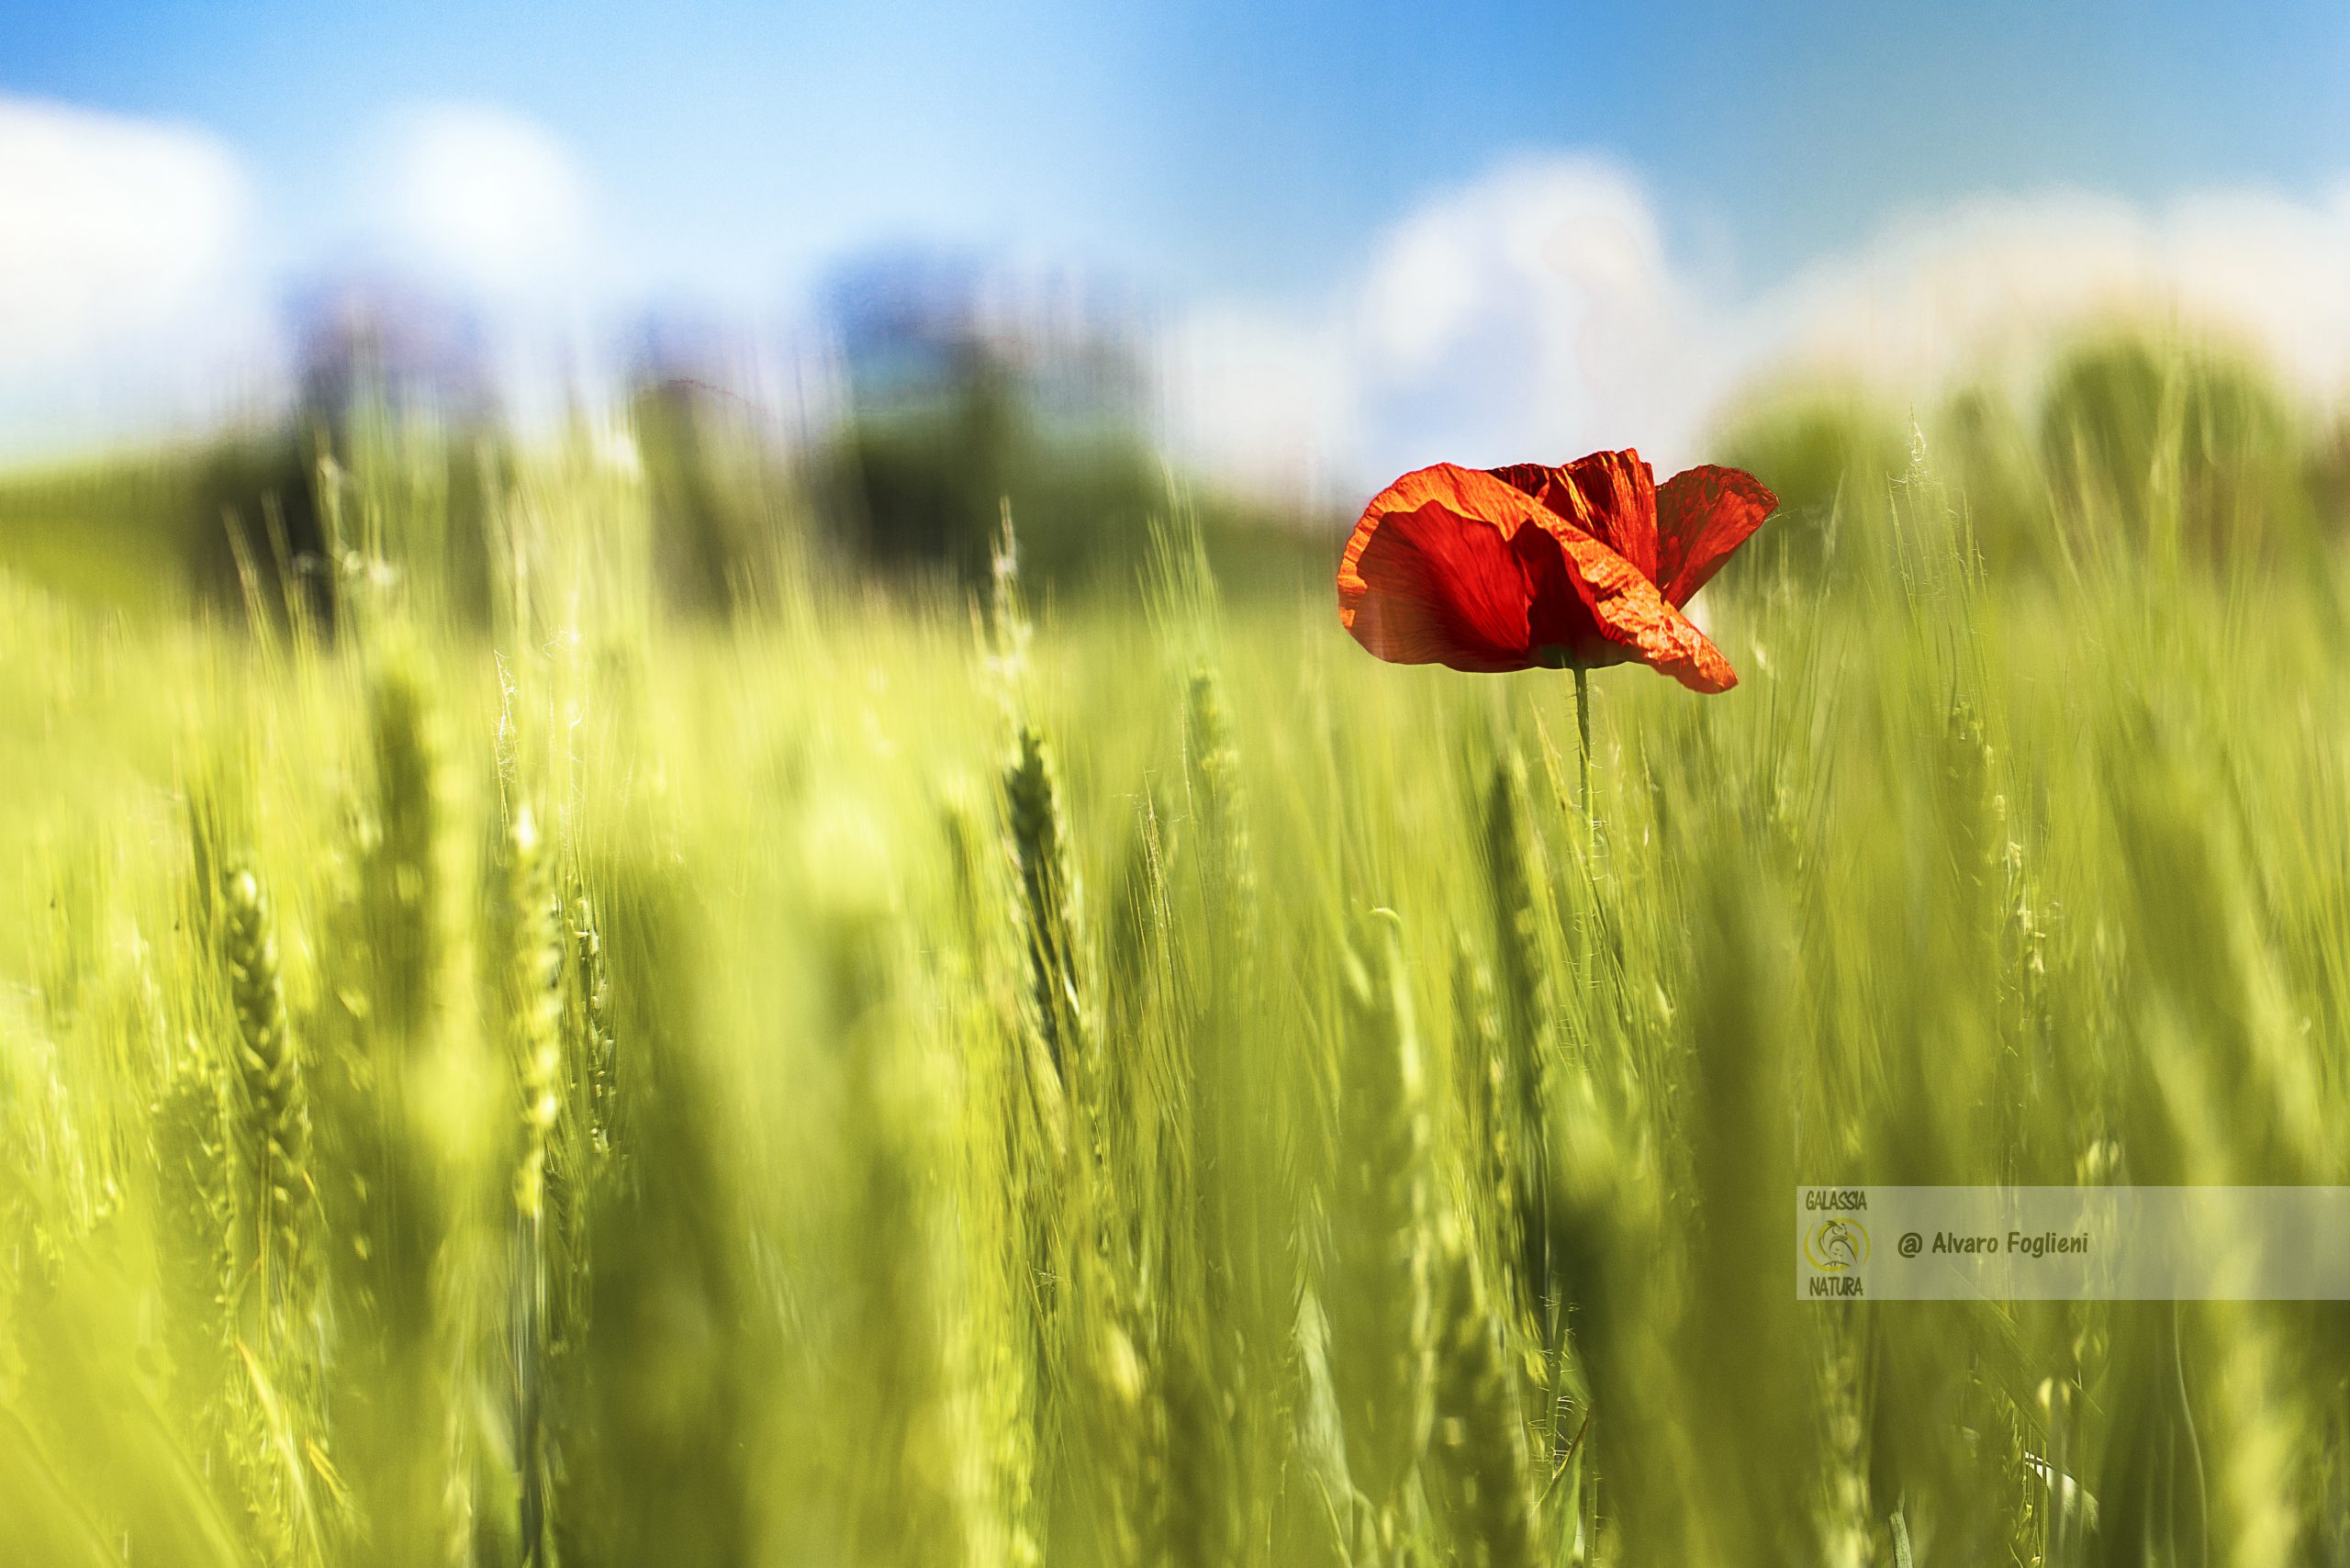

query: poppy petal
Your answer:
[1655,465,1777,606]
[1338,465,1541,671]
[1488,450,1659,581]
[1538,522,1740,694]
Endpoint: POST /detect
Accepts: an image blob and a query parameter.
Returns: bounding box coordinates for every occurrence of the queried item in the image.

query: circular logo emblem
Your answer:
[1806,1217,1870,1271]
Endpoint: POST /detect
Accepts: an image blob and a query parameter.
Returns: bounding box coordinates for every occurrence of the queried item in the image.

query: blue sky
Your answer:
[11,0,2350,303]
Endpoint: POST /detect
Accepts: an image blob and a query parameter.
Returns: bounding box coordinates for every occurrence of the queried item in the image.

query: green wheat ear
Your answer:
[1002,721,1087,1081]
[220,864,315,1327]
[500,802,563,1224]
[151,1037,238,1395]
[1183,665,1256,934]
[1328,907,1436,1517]
[565,882,618,1159]
[1428,1223,1539,1568]
[364,654,447,1046]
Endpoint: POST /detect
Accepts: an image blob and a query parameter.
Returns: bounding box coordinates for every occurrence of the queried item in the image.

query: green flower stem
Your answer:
[1572,666,1594,846]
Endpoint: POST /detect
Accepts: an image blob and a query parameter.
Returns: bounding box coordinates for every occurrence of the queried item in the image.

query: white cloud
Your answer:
[1161,157,1733,507]
[1748,187,2350,402]
[0,95,276,454]
[376,105,595,299]
[353,105,617,433]
[0,98,609,458]
[1348,158,1722,476]
[1164,160,2350,504]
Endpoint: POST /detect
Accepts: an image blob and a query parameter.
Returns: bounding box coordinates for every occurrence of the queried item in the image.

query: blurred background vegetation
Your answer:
[1716,326,2350,592]
[9,312,2348,638]
[0,254,1331,628]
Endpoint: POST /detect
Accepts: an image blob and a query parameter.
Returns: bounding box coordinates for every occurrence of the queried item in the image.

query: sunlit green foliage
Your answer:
[4,341,2349,1564]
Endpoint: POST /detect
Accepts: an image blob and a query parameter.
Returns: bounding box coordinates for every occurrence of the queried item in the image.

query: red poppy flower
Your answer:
[1336,450,1777,692]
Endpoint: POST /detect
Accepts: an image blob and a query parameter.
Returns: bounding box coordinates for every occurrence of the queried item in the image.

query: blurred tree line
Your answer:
[0,257,1328,626]
[10,295,2348,626]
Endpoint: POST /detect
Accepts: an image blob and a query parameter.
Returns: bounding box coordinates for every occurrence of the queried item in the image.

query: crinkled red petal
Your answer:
[1489,449,1659,582]
[1656,465,1778,606]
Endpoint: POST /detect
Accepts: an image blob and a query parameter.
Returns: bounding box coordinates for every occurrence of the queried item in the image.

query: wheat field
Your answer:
[5,380,2350,1566]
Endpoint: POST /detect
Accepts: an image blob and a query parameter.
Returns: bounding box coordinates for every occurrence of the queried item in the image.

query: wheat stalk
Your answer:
[491,799,567,1567]
[1478,752,1557,1343]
